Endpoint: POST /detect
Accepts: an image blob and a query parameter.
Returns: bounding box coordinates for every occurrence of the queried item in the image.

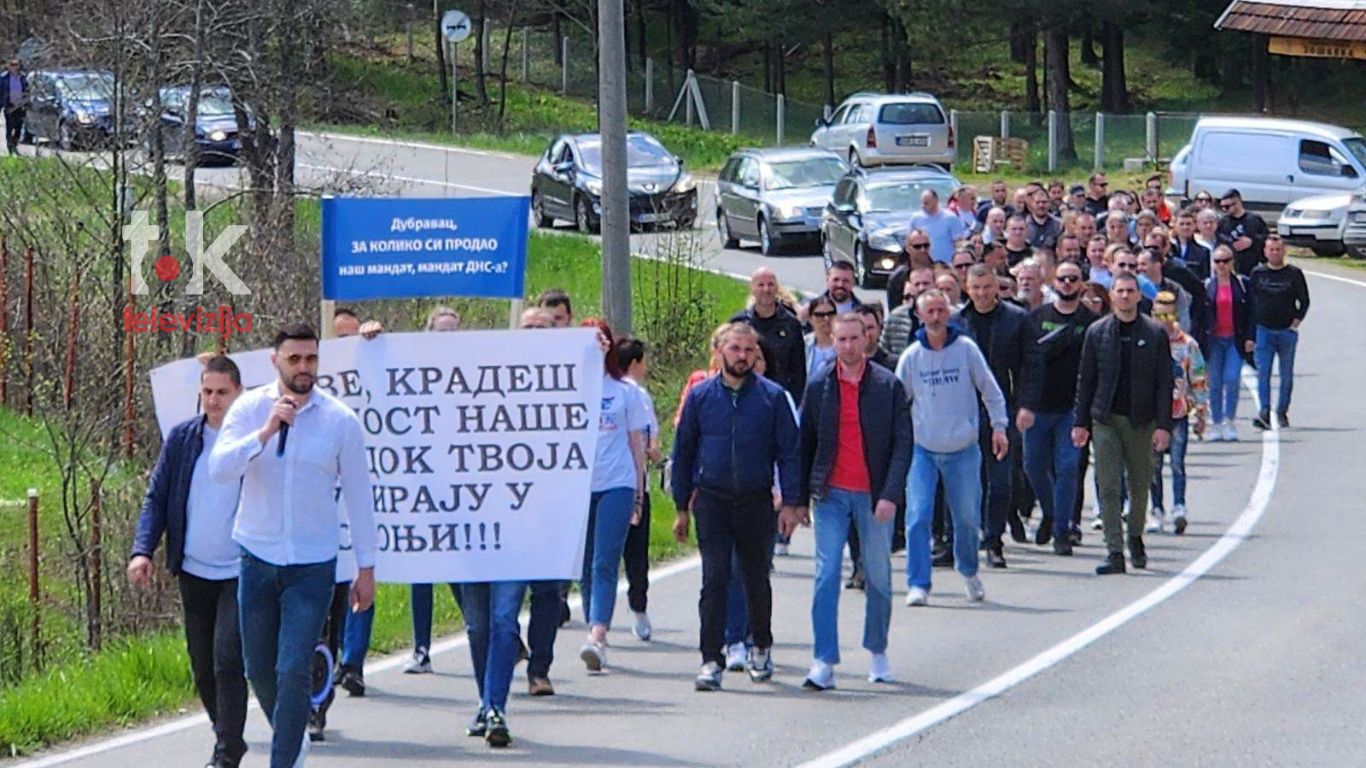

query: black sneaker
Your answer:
[1069,527,1083,546]
[1277,412,1289,428]
[1095,553,1126,575]
[484,709,511,748]
[466,707,487,738]
[1252,411,1272,430]
[338,665,366,697]
[1034,519,1053,546]
[931,547,954,568]
[694,661,723,691]
[1008,514,1027,543]
[307,708,326,742]
[845,565,865,590]
[986,547,1007,569]
[559,598,572,628]
[1052,538,1073,556]
[1173,515,1188,535]
[1128,537,1147,569]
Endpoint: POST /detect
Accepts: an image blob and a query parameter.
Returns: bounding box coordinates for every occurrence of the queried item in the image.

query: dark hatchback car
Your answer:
[820,165,960,287]
[715,147,848,256]
[152,85,249,165]
[530,131,698,233]
[25,69,124,150]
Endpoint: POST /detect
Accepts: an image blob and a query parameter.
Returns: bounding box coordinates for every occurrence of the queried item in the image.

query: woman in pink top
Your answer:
[1202,245,1252,442]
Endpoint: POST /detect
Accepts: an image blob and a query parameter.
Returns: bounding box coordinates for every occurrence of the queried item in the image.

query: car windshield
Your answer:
[764,157,847,190]
[578,135,675,173]
[1342,137,1366,169]
[197,94,235,117]
[877,102,943,125]
[58,73,114,101]
[864,179,956,212]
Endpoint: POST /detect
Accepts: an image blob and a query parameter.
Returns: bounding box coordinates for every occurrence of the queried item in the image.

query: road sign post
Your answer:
[441,10,473,135]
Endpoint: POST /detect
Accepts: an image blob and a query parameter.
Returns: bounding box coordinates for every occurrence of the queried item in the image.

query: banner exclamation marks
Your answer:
[463,523,473,550]
[492,522,501,549]
[478,522,487,550]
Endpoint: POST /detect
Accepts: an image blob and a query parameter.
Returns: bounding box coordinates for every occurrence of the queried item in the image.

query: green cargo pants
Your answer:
[1092,414,1156,556]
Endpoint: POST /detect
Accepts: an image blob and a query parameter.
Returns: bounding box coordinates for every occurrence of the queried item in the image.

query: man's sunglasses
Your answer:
[812,310,837,318]
[1056,275,1081,283]
[1114,262,1138,270]
[1220,202,1235,211]
[907,243,929,250]
[1213,257,1233,264]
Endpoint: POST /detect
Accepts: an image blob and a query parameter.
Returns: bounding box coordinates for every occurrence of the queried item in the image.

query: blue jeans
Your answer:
[579,487,636,629]
[906,443,982,591]
[411,582,463,650]
[1254,326,1298,415]
[724,549,748,646]
[238,550,334,768]
[1206,335,1243,423]
[811,489,892,664]
[1151,417,1190,510]
[340,603,374,669]
[526,580,562,678]
[462,581,528,714]
[1022,410,1082,540]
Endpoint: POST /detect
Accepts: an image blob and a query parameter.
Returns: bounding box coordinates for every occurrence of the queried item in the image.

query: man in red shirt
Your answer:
[792,314,912,690]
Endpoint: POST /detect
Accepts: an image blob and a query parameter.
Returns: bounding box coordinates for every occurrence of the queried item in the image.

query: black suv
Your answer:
[820,166,960,286]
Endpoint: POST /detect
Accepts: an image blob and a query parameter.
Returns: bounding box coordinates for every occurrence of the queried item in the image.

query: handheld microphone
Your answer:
[277,423,289,457]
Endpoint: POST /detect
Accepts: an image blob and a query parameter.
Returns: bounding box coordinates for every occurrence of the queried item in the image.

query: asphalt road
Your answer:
[16,133,1366,767]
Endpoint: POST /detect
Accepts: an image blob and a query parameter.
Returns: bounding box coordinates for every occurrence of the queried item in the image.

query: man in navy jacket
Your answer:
[0,58,28,155]
[672,322,803,692]
[128,355,247,768]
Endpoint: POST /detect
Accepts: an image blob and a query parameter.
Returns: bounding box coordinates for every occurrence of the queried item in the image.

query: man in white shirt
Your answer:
[129,355,247,768]
[210,323,375,768]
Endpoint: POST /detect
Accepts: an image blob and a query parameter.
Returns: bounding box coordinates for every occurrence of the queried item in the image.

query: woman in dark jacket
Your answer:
[1203,244,1253,442]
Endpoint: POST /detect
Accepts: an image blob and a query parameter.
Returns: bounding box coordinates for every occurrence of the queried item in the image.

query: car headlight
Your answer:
[867,231,903,251]
[208,129,227,142]
[1300,209,1332,219]
[877,256,897,270]
[673,173,696,193]
[75,110,93,125]
[1284,209,1301,218]
[584,178,603,196]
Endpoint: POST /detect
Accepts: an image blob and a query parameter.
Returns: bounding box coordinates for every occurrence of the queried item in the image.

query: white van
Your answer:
[1168,117,1366,222]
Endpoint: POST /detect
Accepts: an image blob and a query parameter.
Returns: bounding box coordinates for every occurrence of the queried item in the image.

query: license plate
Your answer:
[636,212,668,223]
[896,135,930,147]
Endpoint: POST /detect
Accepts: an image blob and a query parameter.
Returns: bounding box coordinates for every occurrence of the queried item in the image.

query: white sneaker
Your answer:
[802,659,836,690]
[632,611,652,641]
[774,541,790,557]
[1224,421,1239,442]
[579,641,606,672]
[964,575,985,602]
[868,653,893,683]
[1146,508,1164,533]
[724,642,748,672]
[1208,423,1225,442]
[403,647,433,674]
[904,586,929,606]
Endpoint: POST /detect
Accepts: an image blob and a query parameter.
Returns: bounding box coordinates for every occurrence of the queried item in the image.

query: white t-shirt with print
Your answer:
[594,374,650,493]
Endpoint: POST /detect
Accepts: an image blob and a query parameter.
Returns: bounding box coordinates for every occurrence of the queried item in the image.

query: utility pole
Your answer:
[598,0,632,334]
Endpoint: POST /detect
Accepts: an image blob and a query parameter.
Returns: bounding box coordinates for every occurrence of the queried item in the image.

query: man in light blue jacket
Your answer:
[894,290,1008,606]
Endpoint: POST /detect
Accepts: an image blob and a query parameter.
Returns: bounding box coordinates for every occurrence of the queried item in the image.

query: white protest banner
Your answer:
[148,329,604,583]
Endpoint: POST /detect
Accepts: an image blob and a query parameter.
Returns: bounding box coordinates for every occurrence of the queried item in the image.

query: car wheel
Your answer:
[575,195,599,235]
[531,190,553,228]
[718,209,739,248]
[1348,244,1366,260]
[853,243,870,287]
[1309,242,1346,258]
[58,121,74,152]
[759,216,779,256]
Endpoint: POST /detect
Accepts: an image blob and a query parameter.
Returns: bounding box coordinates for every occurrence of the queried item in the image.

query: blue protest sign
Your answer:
[321,196,531,301]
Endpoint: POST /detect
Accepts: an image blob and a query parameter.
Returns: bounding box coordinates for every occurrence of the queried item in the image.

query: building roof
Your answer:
[1215,0,1366,42]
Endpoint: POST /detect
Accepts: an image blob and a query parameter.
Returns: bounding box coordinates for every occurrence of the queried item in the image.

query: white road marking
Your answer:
[1302,268,1366,289]
[795,372,1278,768]
[15,555,702,768]
[301,130,526,161]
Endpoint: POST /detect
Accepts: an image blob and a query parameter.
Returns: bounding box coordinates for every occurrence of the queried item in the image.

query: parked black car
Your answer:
[715,147,848,255]
[151,85,249,165]
[530,131,698,233]
[25,69,127,150]
[820,165,960,287]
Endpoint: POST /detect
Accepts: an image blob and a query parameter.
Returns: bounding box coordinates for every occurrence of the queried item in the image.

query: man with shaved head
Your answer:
[732,267,806,402]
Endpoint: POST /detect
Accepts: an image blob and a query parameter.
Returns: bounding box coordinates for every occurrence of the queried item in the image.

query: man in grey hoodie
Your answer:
[895,290,1009,606]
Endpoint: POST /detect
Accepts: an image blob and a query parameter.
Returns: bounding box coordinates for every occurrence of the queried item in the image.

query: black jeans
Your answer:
[624,491,652,614]
[694,490,775,666]
[317,581,350,719]
[4,108,23,154]
[178,573,248,763]
[526,579,562,679]
[978,418,1016,549]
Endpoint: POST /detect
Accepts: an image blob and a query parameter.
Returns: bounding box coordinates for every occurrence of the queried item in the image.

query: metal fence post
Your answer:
[950,108,959,154]
[776,93,785,145]
[26,488,38,661]
[1047,110,1058,173]
[1094,112,1105,170]
[1000,109,1010,139]
[1146,111,1157,163]
[685,70,694,126]
[731,81,740,135]
[561,36,569,94]
[644,57,654,113]
[482,19,491,70]
[521,27,530,83]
